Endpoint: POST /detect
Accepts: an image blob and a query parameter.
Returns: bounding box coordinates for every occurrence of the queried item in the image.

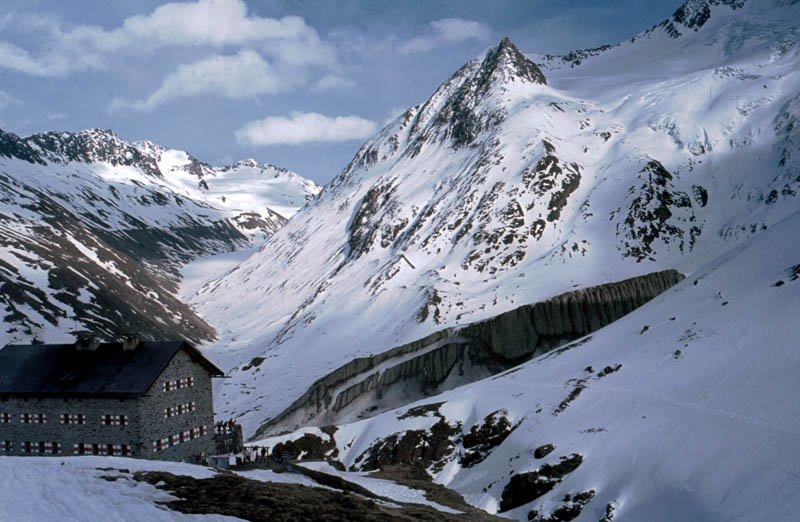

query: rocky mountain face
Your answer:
[0,128,320,346]
[236,1,800,520]
[254,269,684,437]
[196,0,800,443]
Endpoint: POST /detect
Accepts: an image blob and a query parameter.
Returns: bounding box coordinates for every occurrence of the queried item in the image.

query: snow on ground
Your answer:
[0,456,240,522]
[259,208,800,521]
[234,468,328,489]
[179,246,259,300]
[297,461,464,514]
[195,0,800,439]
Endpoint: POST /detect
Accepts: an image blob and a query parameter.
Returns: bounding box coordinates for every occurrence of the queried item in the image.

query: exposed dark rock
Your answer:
[528,489,596,521]
[597,364,622,378]
[255,269,684,438]
[554,384,585,415]
[398,402,446,420]
[241,357,267,371]
[134,470,498,522]
[618,160,699,261]
[499,454,584,512]
[534,444,555,459]
[692,185,709,207]
[460,410,517,468]
[271,432,337,462]
[599,501,617,521]
[658,0,745,38]
[354,417,461,474]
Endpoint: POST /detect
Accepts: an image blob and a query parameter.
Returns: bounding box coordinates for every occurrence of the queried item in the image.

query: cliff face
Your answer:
[254,269,684,438]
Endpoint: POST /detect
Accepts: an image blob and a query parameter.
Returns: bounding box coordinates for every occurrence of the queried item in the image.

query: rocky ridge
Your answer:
[253,269,683,437]
[0,127,319,345]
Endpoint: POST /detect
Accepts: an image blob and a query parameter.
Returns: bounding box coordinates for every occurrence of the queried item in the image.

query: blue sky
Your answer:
[0,0,680,184]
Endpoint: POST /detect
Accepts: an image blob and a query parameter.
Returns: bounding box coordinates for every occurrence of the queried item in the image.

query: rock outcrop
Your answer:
[253,269,684,438]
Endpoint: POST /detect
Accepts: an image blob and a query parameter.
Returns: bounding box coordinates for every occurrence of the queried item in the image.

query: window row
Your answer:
[73,443,132,456]
[163,402,196,418]
[20,413,47,424]
[152,425,206,452]
[2,441,61,454]
[0,440,132,456]
[101,414,129,426]
[162,377,195,393]
[0,413,132,425]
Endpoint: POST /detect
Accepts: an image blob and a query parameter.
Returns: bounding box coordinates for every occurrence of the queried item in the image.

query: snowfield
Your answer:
[192,0,800,446]
[0,455,477,521]
[253,208,800,521]
[0,129,320,346]
[0,457,238,522]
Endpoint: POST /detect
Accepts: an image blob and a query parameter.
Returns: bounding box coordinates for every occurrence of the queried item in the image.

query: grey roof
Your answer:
[0,340,224,398]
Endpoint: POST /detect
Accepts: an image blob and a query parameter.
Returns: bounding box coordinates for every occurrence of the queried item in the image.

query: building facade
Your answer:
[0,338,224,461]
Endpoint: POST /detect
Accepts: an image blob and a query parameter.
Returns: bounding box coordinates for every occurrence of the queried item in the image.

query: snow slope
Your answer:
[0,455,474,520]
[253,207,800,521]
[192,0,800,438]
[0,456,236,522]
[0,128,320,346]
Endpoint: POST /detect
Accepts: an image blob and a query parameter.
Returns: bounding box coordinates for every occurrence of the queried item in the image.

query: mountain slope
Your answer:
[254,206,800,521]
[195,0,800,439]
[0,128,320,346]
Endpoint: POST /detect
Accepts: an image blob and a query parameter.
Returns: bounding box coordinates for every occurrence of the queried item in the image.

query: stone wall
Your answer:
[254,269,684,438]
[0,348,217,461]
[138,348,217,461]
[0,394,141,456]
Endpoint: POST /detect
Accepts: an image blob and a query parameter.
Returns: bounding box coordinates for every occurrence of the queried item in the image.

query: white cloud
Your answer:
[0,89,22,109]
[314,74,356,92]
[0,0,334,76]
[235,112,377,146]
[111,50,297,112]
[400,18,490,55]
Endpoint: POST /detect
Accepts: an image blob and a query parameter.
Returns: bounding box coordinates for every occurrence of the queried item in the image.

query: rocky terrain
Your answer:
[195,0,800,447]
[255,269,684,436]
[0,128,320,345]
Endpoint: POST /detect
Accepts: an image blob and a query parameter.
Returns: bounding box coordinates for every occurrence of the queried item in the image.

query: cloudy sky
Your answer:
[0,0,679,184]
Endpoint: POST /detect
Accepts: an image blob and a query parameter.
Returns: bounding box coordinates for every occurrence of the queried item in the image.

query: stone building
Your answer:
[0,336,224,461]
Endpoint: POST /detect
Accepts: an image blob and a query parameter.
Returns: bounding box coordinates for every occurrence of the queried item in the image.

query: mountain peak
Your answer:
[482,37,547,86]
[659,0,746,36]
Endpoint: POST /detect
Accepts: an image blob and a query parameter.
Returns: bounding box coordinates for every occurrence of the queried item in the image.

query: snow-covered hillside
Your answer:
[254,206,800,521]
[0,128,320,346]
[193,0,800,440]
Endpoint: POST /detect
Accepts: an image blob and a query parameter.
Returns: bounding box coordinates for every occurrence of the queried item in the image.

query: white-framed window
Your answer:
[73,442,96,455]
[60,413,86,425]
[101,414,128,426]
[112,444,131,456]
[20,441,36,453]
[20,413,46,424]
[0,441,12,452]
[42,442,60,454]
[0,413,10,423]
[163,377,194,392]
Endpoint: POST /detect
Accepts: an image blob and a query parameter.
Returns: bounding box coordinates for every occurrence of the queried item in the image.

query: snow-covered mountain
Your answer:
[0,128,320,346]
[254,207,800,521]
[194,0,800,445]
